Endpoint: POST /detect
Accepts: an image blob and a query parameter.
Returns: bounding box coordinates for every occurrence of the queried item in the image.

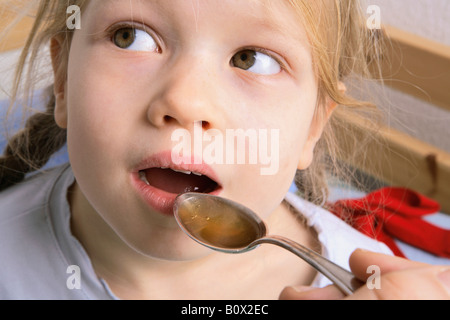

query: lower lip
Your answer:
[131,173,222,216]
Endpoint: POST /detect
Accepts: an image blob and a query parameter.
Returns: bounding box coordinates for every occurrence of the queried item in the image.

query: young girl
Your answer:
[0,0,448,300]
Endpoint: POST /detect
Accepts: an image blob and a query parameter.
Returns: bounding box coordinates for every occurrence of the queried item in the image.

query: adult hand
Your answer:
[279,249,450,300]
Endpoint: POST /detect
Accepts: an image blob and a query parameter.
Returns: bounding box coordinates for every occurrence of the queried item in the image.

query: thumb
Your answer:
[279,285,345,300]
[346,249,450,300]
[349,249,427,281]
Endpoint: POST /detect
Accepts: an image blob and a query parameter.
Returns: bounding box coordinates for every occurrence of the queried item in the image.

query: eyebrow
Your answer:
[87,0,311,57]
[91,0,304,34]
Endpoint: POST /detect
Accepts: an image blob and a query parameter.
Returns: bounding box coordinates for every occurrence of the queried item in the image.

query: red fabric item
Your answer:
[327,187,450,258]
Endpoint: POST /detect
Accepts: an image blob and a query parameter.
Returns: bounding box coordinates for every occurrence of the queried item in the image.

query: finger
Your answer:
[345,266,450,300]
[279,285,345,300]
[349,249,427,281]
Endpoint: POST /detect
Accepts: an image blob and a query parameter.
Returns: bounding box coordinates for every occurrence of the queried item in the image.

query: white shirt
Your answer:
[284,192,392,288]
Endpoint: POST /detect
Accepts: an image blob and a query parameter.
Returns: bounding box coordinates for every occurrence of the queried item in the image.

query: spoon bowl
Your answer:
[174,192,364,295]
[174,192,265,252]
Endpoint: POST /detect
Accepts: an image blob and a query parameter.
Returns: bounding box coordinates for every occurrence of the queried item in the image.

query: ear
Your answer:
[50,36,68,129]
[297,82,346,170]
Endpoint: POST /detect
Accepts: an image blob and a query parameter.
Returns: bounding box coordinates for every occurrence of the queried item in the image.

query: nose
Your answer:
[147,54,225,130]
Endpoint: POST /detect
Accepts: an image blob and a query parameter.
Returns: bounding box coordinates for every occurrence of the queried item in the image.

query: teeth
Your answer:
[171,168,202,176]
[172,169,192,175]
[139,168,203,184]
[139,171,150,186]
[172,168,204,176]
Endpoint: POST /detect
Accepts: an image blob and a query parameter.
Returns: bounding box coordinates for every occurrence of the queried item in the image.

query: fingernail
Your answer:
[289,285,315,293]
[437,268,450,291]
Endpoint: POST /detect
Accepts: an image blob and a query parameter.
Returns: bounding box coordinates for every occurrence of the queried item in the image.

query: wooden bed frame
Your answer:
[347,26,450,213]
[1,8,450,213]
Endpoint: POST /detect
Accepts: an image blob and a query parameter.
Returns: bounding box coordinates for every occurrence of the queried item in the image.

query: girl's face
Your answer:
[55,0,329,260]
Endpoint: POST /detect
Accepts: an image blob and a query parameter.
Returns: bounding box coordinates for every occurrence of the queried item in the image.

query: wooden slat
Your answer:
[0,18,33,52]
[0,1,35,52]
[381,25,450,112]
[337,113,450,214]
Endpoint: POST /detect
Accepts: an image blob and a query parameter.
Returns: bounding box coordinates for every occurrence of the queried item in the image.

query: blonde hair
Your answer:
[0,0,87,190]
[0,0,385,204]
[289,0,385,204]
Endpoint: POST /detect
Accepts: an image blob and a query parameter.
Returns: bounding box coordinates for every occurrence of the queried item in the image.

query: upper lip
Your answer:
[133,151,221,186]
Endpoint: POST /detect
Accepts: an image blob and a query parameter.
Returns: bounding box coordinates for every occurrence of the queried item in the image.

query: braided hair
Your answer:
[0,88,66,191]
[0,0,87,191]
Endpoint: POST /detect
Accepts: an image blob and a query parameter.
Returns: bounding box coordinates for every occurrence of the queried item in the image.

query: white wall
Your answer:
[0,46,52,102]
[0,49,21,101]
[364,0,450,46]
[360,0,450,152]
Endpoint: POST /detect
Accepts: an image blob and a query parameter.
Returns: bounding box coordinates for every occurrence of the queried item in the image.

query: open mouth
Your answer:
[132,152,222,216]
[138,167,220,195]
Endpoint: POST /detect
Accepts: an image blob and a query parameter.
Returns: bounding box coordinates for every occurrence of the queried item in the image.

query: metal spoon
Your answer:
[174,192,364,295]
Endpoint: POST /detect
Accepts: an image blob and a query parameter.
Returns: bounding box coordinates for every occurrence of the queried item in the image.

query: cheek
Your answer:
[270,88,318,169]
[66,37,151,156]
[282,77,318,153]
[252,88,318,213]
[228,105,316,218]
[66,30,159,126]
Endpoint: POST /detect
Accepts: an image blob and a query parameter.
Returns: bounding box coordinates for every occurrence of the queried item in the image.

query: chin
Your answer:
[125,228,213,262]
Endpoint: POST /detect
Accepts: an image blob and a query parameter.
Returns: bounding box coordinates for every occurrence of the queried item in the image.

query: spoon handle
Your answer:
[253,235,364,295]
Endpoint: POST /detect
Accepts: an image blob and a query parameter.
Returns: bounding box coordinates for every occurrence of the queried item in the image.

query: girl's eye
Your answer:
[113,27,158,52]
[231,50,281,75]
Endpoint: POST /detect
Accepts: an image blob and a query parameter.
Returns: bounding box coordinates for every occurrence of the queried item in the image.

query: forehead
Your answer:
[84,0,309,41]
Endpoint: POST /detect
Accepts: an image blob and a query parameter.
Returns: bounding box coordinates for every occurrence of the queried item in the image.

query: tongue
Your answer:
[144,168,217,194]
